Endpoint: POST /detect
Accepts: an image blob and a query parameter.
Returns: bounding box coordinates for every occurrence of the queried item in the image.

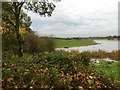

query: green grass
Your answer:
[55,39,96,48]
[89,60,120,80]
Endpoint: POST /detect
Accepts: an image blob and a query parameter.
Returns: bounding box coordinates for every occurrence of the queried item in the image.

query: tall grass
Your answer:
[84,50,120,61]
[57,49,120,61]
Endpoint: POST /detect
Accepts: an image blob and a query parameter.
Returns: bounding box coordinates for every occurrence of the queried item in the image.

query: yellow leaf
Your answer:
[19,27,26,34]
[69,77,72,81]
[7,78,13,82]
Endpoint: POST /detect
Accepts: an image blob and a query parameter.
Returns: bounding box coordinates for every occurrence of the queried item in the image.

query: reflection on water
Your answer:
[56,40,119,52]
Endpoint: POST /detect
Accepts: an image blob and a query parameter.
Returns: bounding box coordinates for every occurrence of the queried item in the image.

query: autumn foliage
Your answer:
[2,51,120,89]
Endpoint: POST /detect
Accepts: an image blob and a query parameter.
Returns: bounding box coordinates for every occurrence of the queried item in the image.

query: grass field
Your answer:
[89,60,120,81]
[55,39,96,48]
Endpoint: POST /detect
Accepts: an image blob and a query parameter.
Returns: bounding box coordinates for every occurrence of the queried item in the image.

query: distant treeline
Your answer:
[54,35,120,40]
[89,35,120,40]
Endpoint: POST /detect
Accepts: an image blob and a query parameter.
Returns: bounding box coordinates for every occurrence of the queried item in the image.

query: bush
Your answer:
[2,32,19,54]
[80,52,91,66]
[73,52,91,67]
[39,36,55,52]
[2,52,120,89]
[23,31,55,54]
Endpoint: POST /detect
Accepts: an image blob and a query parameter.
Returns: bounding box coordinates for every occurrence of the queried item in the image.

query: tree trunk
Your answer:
[15,17,24,56]
[14,2,24,56]
[16,33,24,56]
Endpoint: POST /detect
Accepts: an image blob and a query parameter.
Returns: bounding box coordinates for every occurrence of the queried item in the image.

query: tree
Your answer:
[2,5,32,54]
[2,0,59,56]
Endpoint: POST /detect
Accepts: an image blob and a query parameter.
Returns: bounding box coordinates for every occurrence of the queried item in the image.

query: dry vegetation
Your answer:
[57,50,120,61]
[84,50,120,61]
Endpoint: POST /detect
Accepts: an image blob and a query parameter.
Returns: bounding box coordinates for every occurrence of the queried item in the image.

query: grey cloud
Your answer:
[28,0,118,38]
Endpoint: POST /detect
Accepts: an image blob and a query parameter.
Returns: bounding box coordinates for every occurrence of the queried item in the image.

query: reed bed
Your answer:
[81,50,120,61]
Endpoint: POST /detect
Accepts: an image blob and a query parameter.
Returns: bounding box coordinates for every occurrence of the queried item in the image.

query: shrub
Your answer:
[23,31,39,54]
[81,52,91,66]
[43,37,56,52]
[2,52,120,89]
[74,52,91,67]
[2,32,19,54]
[23,31,55,54]
[45,67,60,88]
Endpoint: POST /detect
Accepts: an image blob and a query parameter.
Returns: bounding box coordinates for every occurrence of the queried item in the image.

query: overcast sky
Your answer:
[27,0,119,38]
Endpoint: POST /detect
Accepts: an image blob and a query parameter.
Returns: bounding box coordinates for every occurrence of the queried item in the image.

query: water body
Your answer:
[56,40,119,52]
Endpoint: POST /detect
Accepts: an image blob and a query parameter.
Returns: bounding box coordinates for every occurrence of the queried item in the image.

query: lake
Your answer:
[56,40,119,52]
